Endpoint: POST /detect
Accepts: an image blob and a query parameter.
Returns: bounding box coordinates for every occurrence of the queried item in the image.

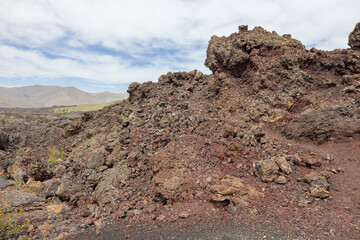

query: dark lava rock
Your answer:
[2,24,360,239]
[0,130,9,150]
[349,22,360,50]
[0,174,10,189]
[1,189,45,207]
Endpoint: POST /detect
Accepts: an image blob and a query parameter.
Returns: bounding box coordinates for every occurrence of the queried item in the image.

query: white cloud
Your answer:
[0,0,359,90]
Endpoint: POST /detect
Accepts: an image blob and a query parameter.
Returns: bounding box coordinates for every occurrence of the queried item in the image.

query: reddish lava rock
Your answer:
[1,23,360,240]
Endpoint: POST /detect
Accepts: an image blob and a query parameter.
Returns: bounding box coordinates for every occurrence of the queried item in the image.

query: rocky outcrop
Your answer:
[349,22,360,50]
[282,104,360,143]
[1,189,45,208]
[0,130,9,150]
[1,23,360,239]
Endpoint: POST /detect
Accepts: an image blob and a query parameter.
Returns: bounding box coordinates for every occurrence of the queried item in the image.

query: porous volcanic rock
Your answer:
[1,24,360,239]
[349,22,360,50]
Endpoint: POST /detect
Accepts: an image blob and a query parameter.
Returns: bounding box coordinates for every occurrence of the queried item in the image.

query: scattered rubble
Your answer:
[0,22,360,239]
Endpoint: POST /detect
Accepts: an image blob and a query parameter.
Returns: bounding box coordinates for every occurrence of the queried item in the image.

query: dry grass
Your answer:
[52,102,116,113]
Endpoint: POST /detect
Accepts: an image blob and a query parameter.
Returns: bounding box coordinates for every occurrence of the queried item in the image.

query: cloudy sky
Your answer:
[0,0,359,93]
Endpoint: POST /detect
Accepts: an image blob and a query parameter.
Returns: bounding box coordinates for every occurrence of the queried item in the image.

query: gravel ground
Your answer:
[70,221,307,240]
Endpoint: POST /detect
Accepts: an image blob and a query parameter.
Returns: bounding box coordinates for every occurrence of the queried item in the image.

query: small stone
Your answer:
[157,215,166,221]
[94,220,102,226]
[298,197,311,207]
[274,157,292,175]
[178,212,191,219]
[84,217,93,225]
[342,86,355,93]
[311,179,330,190]
[286,155,301,165]
[275,175,287,184]
[303,171,330,184]
[253,160,279,182]
[310,185,330,199]
[98,165,108,172]
[208,175,246,195]
[303,158,321,167]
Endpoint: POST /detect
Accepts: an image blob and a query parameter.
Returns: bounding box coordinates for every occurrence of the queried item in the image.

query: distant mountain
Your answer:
[0,85,128,108]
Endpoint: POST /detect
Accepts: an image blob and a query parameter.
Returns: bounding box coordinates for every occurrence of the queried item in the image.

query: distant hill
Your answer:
[0,85,128,108]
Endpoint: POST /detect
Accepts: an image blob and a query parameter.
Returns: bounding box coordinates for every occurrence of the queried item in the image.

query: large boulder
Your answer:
[349,22,360,50]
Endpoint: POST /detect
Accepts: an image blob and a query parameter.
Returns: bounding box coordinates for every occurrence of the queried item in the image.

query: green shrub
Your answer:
[47,146,64,169]
[0,195,29,239]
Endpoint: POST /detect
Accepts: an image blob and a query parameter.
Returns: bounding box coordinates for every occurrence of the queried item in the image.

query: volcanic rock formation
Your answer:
[1,23,360,239]
[349,22,360,50]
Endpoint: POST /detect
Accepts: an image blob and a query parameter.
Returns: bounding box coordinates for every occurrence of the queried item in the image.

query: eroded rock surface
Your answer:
[349,22,360,50]
[1,23,360,239]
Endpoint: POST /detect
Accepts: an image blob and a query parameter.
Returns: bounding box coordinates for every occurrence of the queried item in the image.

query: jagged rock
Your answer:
[0,174,10,189]
[283,105,360,144]
[209,175,263,206]
[85,147,107,169]
[274,157,293,174]
[42,178,61,198]
[1,189,45,208]
[2,24,360,238]
[349,22,360,50]
[310,185,330,199]
[0,130,9,150]
[275,175,288,184]
[94,161,131,206]
[63,121,82,137]
[311,179,330,190]
[303,158,322,168]
[21,210,49,224]
[208,175,247,196]
[286,155,302,165]
[303,171,331,183]
[254,160,279,182]
[56,179,84,201]
[46,203,69,214]
[205,25,304,77]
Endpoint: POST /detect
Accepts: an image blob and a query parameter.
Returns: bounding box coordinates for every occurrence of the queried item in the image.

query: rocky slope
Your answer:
[0,85,128,108]
[0,23,360,239]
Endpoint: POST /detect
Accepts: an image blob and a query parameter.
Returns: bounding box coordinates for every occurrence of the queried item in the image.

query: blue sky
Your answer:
[0,0,359,93]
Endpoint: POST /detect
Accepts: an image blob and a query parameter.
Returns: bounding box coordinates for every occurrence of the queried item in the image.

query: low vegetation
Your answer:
[0,196,29,239]
[47,146,64,169]
[52,102,116,113]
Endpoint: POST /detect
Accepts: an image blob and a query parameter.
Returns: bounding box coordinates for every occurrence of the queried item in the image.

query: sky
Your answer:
[0,0,359,93]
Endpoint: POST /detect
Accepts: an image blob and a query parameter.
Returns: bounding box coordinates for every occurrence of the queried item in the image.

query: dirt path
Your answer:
[70,220,305,240]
